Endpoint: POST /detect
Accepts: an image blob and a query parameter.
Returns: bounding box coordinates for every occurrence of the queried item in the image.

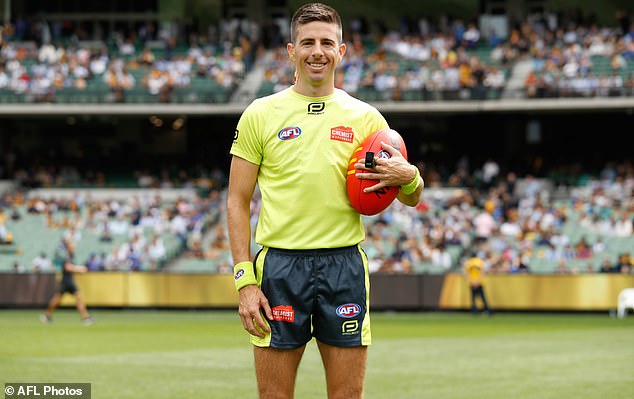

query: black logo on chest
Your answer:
[307,102,325,115]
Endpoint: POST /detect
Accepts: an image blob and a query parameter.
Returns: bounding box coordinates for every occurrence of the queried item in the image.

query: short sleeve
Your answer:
[230,100,265,165]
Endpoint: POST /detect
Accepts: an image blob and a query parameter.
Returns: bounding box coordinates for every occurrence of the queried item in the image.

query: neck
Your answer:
[293,81,335,98]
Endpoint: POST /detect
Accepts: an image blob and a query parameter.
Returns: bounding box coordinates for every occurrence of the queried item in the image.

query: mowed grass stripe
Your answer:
[1,310,633,399]
[366,329,633,399]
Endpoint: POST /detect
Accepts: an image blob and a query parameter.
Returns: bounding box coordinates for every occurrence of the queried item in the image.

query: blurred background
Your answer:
[0,0,632,311]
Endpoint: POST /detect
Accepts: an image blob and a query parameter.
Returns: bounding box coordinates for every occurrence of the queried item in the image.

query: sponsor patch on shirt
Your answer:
[272,305,295,322]
[330,126,354,143]
[307,102,325,114]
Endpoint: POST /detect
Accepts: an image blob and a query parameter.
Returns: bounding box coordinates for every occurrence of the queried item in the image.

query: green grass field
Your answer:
[1,309,633,399]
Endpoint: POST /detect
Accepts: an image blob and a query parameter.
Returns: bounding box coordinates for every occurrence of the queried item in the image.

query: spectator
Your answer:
[32,252,52,272]
[615,252,633,273]
[463,251,493,315]
[0,210,13,244]
[575,236,593,259]
[482,158,500,188]
[10,207,21,221]
[431,242,452,270]
[473,207,496,243]
[85,252,103,271]
[13,262,26,273]
[98,219,113,242]
[146,234,166,270]
[104,62,135,103]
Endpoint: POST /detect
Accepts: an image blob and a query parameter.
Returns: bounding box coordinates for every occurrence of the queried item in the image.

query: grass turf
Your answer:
[1,309,633,399]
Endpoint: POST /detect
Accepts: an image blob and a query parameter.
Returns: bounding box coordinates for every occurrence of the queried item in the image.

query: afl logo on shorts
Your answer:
[278,127,302,140]
[336,303,361,318]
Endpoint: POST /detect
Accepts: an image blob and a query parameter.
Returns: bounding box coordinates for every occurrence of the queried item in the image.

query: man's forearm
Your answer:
[227,196,252,264]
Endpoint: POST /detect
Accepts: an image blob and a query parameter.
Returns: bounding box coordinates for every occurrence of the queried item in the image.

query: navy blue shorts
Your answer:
[250,245,371,349]
[59,278,78,295]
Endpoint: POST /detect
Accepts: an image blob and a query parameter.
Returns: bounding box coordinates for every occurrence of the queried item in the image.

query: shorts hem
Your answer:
[253,341,311,349]
[314,337,370,347]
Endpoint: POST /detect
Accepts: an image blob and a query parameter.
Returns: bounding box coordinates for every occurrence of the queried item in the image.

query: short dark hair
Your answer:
[290,2,342,44]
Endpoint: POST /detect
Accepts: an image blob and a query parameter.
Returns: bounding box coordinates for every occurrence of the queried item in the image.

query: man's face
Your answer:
[288,21,346,92]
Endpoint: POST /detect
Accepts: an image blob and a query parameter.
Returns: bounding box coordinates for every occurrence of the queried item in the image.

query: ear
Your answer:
[287,43,295,62]
[339,42,347,58]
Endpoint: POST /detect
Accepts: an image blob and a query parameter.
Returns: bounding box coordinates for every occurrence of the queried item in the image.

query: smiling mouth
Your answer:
[307,62,327,69]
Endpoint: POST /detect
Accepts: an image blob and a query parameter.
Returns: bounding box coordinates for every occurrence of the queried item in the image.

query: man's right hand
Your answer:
[238,285,273,338]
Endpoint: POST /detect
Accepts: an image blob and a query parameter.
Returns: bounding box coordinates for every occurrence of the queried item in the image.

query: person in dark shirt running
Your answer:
[40,238,94,325]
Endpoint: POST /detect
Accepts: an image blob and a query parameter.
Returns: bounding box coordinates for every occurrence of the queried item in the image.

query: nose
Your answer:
[311,42,325,57]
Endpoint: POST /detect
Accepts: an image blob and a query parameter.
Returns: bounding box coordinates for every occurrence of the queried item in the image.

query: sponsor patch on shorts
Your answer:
[341,320,360,335]
[272,305,295,322]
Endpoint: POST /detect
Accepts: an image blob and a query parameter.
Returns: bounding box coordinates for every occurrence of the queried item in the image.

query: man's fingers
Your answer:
[241,313,266,337]
[254,297,272,334]
[380,141,405,159]
[253,310,270,334]
[363,181,386,192]
[379,141,396,154]
[261,297,273,321]
[354,162,373,172]
[237,285,273,337]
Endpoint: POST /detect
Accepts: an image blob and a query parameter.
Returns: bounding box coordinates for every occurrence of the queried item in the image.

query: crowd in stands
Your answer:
[0,157,632,276]
[2,8,634,103]
[522,11,634,98]
[0,153,228,191]
[262,9,634,101]
[262,20,509,101]
[0,15,256,103]
[1,186,224,273]
[1,8,633,275]
[219,158,633,276]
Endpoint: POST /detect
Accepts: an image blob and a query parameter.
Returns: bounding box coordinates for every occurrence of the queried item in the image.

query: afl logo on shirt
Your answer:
[307,102,325,114]
[336,303,361,318]
[278,127,302,140]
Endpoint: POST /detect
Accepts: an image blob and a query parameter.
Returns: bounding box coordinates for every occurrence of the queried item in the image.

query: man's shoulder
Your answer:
[332,89,385,121]
[334,88,373,107]
[242,89,292,116]
[254,88,293,104]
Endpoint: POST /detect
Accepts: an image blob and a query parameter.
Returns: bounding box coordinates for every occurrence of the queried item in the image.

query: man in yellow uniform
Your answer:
[227,3,424,398]
[464,251,493,316]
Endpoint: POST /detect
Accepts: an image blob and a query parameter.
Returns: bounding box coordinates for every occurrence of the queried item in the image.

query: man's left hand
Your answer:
[354,141,417,192]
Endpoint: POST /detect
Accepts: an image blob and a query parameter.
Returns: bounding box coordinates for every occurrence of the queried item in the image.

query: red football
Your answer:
[346,128,408,215]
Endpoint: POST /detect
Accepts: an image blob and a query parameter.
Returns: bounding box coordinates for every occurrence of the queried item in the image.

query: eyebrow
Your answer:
[299,37,337,44]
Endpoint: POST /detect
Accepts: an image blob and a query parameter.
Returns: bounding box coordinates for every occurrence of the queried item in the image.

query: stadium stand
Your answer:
[1,158,631,276]
[0,5,632,276]
[2,5,634,104]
